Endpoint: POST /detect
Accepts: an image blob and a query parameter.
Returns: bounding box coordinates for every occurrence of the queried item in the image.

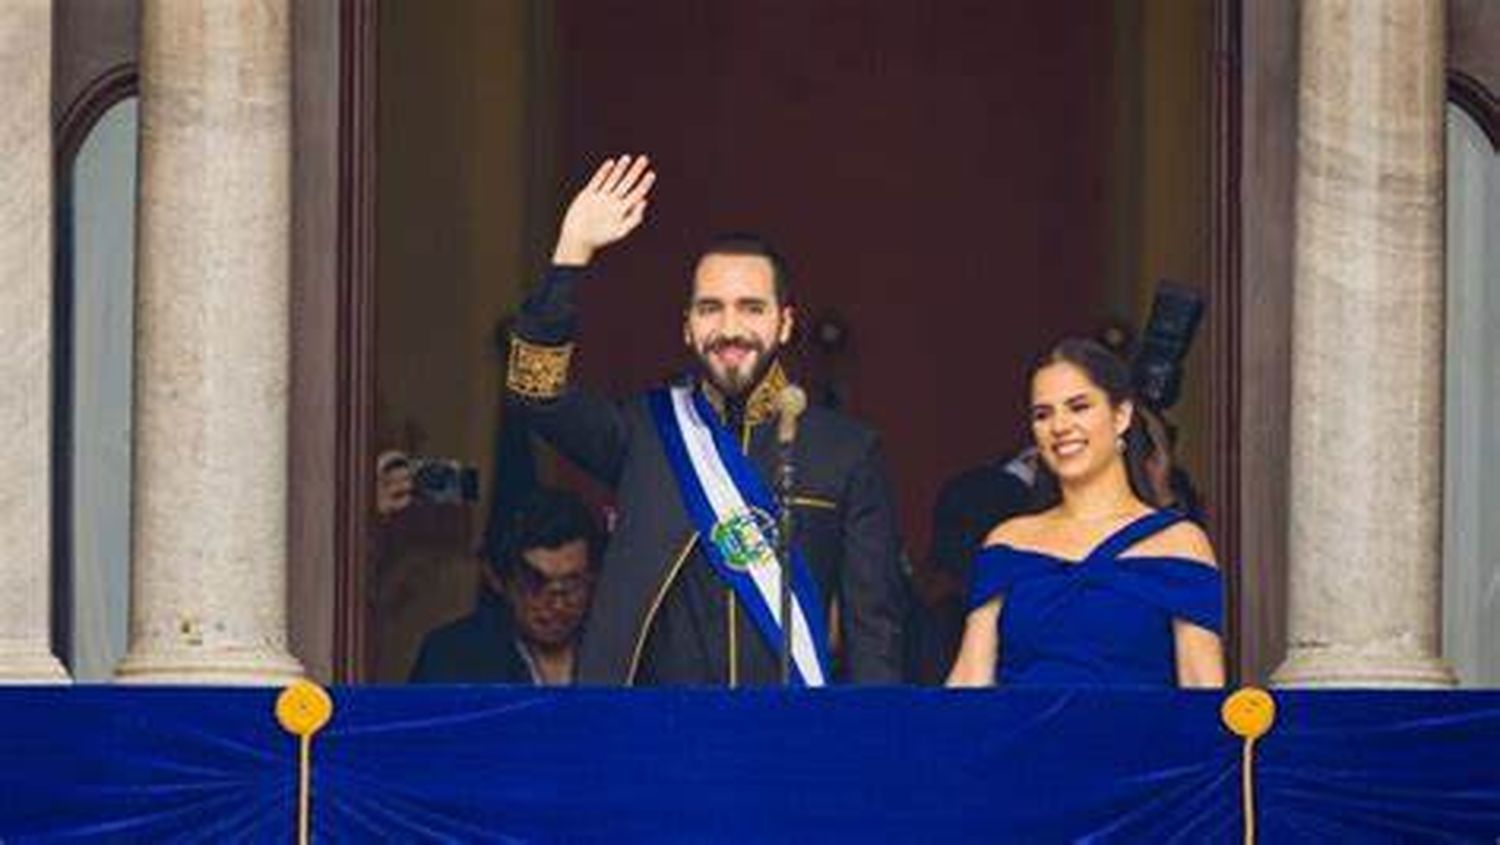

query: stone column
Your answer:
[1273,0,1454,687]
[116,0,303,684]
[0,2,69,684]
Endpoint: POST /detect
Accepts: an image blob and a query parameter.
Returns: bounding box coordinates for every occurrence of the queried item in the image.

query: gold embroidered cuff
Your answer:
[507,336,574,399]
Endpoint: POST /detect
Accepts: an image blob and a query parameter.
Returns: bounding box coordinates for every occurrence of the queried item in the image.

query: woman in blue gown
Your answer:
[946,339,1225,688]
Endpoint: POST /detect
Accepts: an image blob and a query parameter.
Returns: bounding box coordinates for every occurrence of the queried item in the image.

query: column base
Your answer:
[115,646,304,686]
[0,647,71,684]
[1272,646,1456,689]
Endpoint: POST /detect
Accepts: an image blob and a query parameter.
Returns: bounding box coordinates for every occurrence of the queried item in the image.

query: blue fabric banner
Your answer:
[0,686,1496,842]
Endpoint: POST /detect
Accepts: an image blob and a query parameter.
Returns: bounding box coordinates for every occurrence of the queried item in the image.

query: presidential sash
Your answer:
[648,385,831,686]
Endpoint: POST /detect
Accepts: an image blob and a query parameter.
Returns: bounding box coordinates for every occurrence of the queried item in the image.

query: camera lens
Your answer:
[413,462,457,496]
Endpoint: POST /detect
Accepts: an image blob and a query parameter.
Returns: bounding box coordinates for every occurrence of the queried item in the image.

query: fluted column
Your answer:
[0,2,69,684]
[1273,0,1454,687]
[116,0,302,683]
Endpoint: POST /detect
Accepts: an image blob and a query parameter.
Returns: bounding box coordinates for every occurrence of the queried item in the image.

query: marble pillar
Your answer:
[0,1,70,684]
[1273,0,1455,687]
[115,0,303,684]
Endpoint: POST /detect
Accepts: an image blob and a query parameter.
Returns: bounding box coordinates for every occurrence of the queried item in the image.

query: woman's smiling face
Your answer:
[1029,360,1133,484]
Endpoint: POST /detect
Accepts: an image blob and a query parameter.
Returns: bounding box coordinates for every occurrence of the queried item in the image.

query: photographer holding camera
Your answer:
[376,401,607,685]
[375,451,479,517]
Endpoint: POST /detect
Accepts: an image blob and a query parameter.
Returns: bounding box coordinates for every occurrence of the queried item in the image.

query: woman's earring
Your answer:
[1116,435,1127,454]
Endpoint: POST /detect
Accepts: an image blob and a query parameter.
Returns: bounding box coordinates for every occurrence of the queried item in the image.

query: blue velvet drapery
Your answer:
[0,687,1496,842]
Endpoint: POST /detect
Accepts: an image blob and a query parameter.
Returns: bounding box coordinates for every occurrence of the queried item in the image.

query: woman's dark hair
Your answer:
[1027,337,1176,510]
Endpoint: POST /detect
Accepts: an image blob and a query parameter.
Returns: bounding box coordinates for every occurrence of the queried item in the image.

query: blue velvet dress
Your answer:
[968,509,1223,686]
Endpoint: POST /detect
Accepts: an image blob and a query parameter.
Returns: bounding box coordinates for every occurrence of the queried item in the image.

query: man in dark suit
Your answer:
[907,452,1037,684]
[506,155,906,686]
[409,487,602,685]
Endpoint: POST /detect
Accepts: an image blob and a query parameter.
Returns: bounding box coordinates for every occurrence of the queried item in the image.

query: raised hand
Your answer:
[552,155,656,266]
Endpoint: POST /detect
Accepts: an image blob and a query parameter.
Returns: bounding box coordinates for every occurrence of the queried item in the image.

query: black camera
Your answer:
[1129,280,1207,517]
[404,457,481,505]
[1131,280,1204,413]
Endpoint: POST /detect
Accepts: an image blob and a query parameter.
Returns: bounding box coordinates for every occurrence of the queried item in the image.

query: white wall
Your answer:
[1442,104,1500,687]
[67,97,137,682]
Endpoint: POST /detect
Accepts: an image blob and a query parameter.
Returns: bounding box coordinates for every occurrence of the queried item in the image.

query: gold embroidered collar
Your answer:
[700,361,789,429]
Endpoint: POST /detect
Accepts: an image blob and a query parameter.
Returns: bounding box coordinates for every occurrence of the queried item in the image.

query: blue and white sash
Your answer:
[649,385,831,686]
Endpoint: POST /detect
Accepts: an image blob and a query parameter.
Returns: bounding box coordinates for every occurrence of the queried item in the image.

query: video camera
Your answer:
[1131,280,1205,414]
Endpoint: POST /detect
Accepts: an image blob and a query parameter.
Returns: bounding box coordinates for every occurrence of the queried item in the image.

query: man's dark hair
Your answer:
[694,232,793,306]
[490,487,602,578]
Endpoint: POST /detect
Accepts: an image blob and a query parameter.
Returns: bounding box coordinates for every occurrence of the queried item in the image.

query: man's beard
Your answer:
[697,337,778,397]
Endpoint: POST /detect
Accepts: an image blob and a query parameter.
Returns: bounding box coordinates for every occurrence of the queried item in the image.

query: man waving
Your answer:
[507,156,906,685]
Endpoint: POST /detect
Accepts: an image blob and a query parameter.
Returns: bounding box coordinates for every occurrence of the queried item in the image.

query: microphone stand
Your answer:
[777,438,796,686]
[773,383,806,687]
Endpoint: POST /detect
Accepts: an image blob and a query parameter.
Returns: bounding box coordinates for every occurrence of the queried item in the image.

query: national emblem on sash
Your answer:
[709,508,778,571]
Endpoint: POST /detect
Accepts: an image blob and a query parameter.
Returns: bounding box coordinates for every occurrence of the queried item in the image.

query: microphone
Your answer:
[773,384,806,685]
[775,384,807,445]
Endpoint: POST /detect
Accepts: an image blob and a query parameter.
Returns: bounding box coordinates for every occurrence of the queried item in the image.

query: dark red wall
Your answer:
[554,1,1116,564]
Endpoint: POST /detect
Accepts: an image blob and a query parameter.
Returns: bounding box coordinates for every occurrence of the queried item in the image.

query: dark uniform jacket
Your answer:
[507,266,906,685]
[407,594,535,685]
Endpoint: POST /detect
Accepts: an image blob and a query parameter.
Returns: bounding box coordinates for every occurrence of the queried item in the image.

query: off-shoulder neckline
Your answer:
[979,543,1218,572]
[979,510,1213,569]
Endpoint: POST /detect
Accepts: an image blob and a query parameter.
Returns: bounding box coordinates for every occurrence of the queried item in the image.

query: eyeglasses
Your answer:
[513,564,593,604]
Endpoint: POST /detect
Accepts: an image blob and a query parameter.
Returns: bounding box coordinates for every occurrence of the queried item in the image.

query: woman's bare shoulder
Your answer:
[1131,518,1218,567]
